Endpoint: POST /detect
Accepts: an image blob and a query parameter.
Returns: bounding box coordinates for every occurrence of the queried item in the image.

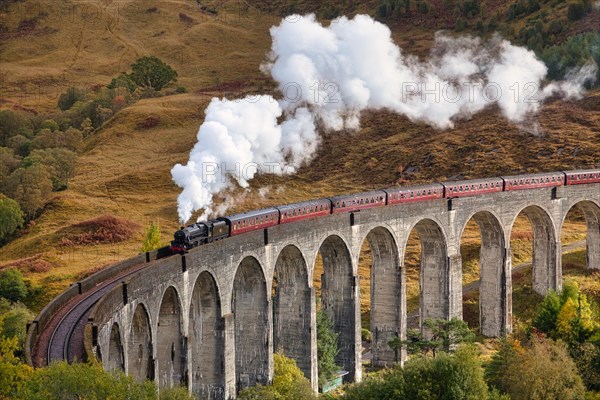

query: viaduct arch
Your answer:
[83,182,598,399]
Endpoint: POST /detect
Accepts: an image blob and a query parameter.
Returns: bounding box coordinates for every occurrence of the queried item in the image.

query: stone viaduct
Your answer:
[87,182,599,399]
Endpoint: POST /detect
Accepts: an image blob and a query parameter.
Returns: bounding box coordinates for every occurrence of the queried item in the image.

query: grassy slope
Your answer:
[0,0,598,312]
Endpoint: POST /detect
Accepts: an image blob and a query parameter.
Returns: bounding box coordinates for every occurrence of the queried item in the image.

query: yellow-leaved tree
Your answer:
[141,222,162,252]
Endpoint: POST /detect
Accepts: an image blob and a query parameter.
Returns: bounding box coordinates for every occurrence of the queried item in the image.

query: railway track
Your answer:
[32,259,155,367]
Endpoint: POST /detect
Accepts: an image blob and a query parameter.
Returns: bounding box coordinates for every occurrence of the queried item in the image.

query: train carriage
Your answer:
[221,207,279,236]
[384,183,444,205]
[502,171,565,191]
[277,198,332,224]
[330,190,387,214]
[443,177,504,198]
[565,169,600,185]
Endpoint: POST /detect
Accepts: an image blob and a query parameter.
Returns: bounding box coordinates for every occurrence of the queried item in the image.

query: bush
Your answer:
[0,270,28,303]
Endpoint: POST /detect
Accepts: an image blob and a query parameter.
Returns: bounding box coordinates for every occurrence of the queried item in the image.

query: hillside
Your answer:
[0,0,598,307]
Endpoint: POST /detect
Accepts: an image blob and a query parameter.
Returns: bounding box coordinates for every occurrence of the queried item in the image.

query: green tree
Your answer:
[23,148,77,191]
[0,110,32,147]
[0,300,34,351]
[0,147,21,183]
[403,345,489,400]
[0,336,33,399]
[15,361,160,400]
[107,72,137,94]
[0,195,24,242]
[570,342,600,391]
[532,281,597,344]
[30,127,83,152]
[567,1,587,21]
[345,366,405,400]
[485,337,524,395]
[390,318,475,356]
[57,86,85,111]
[556,294,596,345]
[238,352,316,400]
[317,309,340,385]
[129,56,178,91]
[141,222,162,252]
[4,165,53,218]
[532,289,561,335]
[7,135,30,157]
[0,270,28,303]
[486,335,585,400]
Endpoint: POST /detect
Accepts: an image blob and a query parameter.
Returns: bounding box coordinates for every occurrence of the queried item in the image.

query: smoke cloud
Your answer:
[172,13,595,224]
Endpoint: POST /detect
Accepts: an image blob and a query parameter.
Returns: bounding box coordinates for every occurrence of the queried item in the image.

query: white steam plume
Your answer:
[172,14,594,224]
[171,96,317,223]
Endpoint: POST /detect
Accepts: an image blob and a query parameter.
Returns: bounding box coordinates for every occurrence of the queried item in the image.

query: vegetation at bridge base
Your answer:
[238,352,317,400]
[0,339,195,400]
[388,318,476,357]
[316,309,341,386]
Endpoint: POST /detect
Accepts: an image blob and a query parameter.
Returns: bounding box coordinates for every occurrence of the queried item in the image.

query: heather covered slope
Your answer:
[0,0,598,303]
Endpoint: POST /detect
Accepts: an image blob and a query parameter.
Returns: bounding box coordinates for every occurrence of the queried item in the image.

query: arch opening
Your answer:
[272,245,313,383]
[233,257,269,393]
[562,201,600,272]
[358,227,402,367]
[403,219,449,331]
[157,287,185,389]
[128,304,153,381]
[459,212,508,337]
[510,206,559,298]
[107,323,124,371]
[315,235,357,382]
[190,271,224,399]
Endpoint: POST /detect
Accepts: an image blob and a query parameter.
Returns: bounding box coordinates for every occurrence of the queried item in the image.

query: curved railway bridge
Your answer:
[26,173,600,399]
